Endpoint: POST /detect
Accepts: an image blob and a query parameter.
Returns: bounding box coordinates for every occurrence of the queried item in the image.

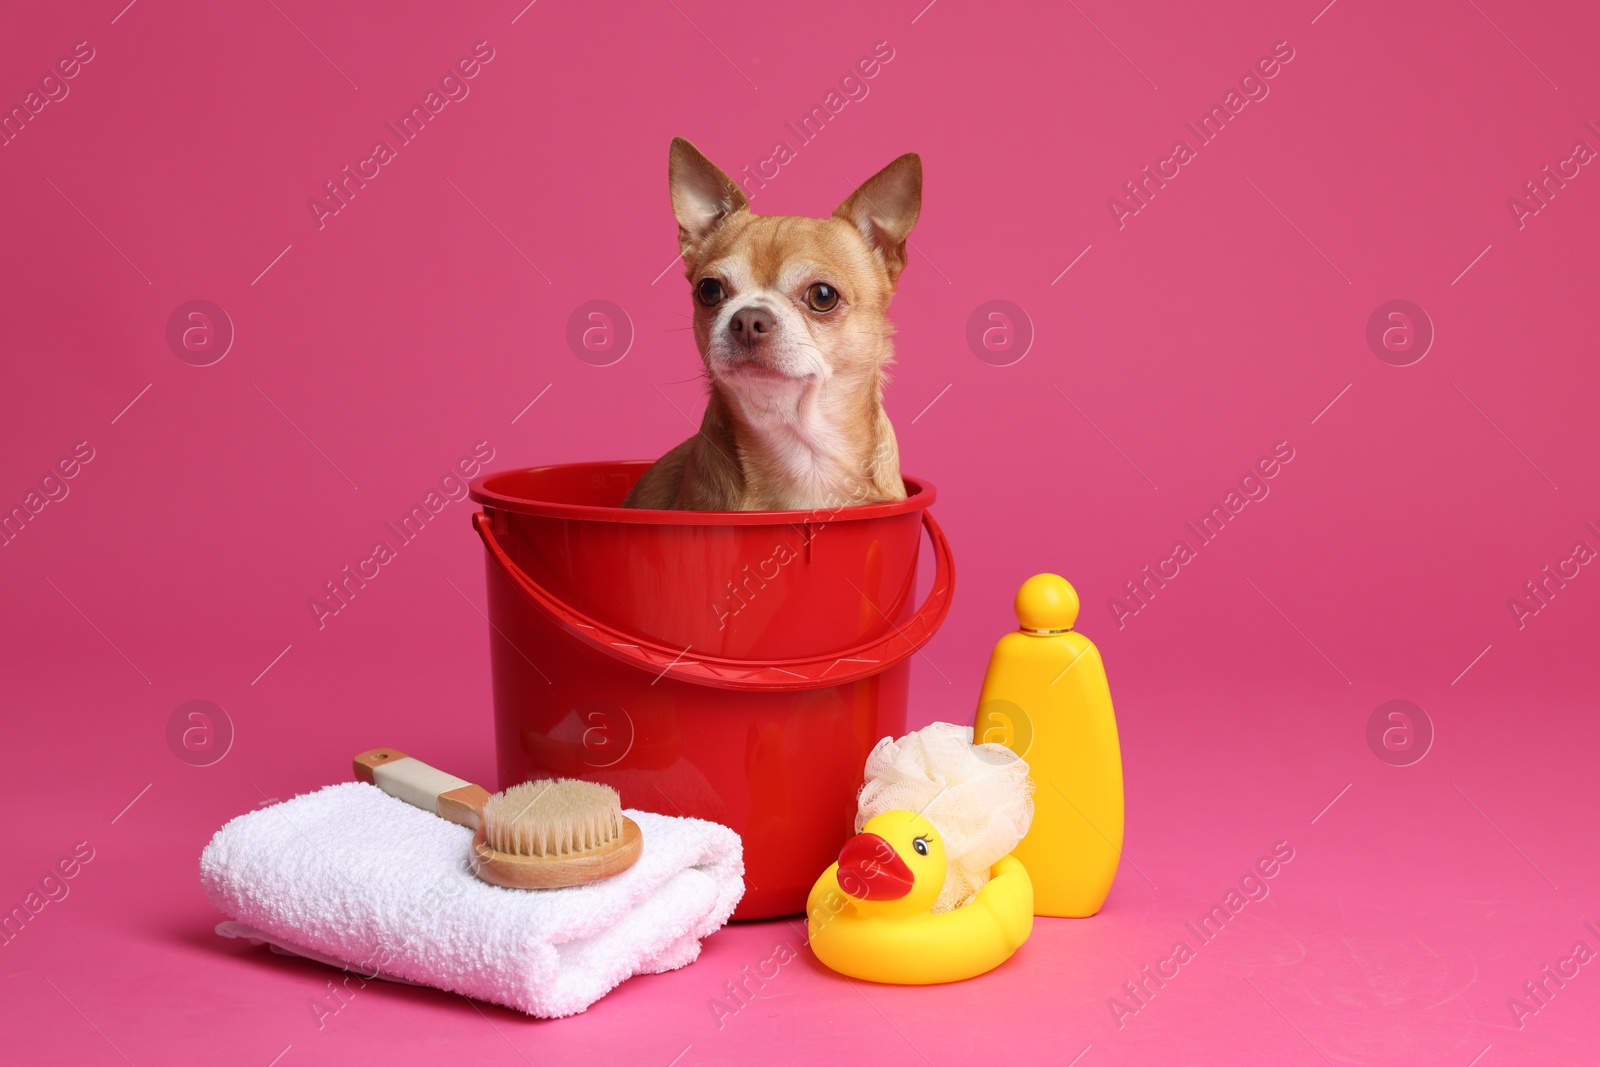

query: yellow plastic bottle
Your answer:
[973,574,1123,917]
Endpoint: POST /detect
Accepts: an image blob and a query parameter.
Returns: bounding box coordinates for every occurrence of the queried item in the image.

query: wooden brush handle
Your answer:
[352,748,490,830]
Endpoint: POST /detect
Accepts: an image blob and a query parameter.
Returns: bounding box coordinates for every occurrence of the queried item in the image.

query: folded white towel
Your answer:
[200,781,743,1018]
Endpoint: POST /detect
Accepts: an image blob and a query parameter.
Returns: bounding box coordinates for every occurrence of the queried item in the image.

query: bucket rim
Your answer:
[470,460,936,525]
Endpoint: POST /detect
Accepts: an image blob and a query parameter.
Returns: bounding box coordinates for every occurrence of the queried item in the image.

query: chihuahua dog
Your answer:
[622,137,921,511]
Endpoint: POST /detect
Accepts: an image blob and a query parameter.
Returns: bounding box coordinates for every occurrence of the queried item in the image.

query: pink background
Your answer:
[3,0,1598,1063]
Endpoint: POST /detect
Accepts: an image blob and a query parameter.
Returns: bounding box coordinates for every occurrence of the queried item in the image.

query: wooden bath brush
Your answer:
[353,748,643,889]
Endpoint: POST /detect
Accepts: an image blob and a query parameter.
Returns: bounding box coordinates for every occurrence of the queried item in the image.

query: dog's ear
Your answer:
[669,138,747,257]
[834,153,921,284]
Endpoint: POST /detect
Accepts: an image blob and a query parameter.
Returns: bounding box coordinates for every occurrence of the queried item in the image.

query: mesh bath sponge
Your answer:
[854,722,1034,913]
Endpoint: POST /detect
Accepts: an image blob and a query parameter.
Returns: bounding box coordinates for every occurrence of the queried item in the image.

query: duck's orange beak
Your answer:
[835,832,914,901]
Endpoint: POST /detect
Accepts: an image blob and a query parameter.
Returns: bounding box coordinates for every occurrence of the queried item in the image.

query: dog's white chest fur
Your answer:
[724,377,863,507]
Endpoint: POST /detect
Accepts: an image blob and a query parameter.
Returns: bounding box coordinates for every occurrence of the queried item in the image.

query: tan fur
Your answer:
[623,138,920,512]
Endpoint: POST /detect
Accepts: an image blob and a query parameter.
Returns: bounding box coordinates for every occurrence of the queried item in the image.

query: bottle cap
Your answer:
[1015,573,1079,633]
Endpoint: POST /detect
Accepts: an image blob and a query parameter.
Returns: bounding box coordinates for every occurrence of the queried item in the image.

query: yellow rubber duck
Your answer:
[806,810,1034,984]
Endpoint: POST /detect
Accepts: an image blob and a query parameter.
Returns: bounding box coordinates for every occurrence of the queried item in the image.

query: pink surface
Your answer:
[3,0,1598,1063]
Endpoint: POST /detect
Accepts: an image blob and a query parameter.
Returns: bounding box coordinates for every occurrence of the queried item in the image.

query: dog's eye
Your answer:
[696,278,725,306]
[806,283,839,312]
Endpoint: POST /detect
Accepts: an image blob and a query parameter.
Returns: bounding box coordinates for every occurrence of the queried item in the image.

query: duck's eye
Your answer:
[912,837,929,856]
[696,277,726,306]
[806,283,839,312]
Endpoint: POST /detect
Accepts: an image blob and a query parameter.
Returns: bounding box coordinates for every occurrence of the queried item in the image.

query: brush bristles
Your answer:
[482,779,624,858]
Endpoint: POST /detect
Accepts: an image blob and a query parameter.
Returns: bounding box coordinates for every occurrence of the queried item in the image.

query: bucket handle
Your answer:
[473,509,954,691]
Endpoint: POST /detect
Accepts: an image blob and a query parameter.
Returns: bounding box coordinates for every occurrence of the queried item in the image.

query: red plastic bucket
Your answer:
[469,461,953,918]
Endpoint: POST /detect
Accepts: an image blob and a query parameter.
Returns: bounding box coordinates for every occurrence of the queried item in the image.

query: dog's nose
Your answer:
[728,306,775,344]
